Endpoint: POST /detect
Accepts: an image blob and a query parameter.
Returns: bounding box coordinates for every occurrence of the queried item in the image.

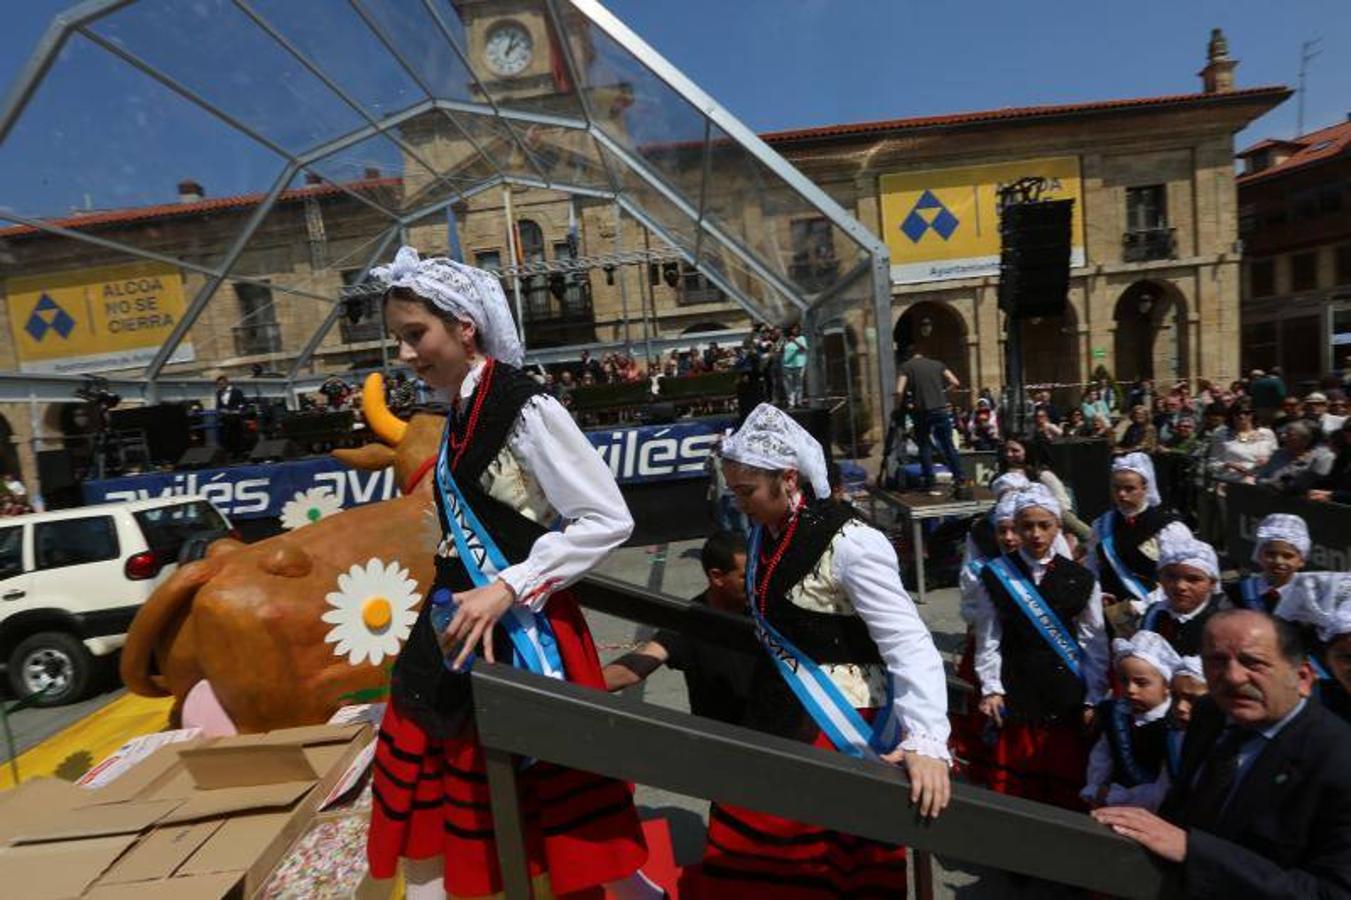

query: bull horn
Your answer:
[363,372,407,446]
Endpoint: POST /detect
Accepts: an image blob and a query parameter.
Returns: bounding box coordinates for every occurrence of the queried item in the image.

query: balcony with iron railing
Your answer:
[231,321,282,357]
[1122,227,1177,263]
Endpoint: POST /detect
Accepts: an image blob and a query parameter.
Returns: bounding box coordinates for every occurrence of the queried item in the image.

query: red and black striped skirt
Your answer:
[699,709,909,899]
[366,590,648,898]
[983,720,1090,812]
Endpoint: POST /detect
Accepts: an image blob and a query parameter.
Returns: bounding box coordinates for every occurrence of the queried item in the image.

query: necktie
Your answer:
[1261,589,1280,613]
[1186,728,1252,832]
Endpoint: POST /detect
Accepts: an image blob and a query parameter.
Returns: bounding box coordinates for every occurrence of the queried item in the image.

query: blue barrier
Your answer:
[83,418,735,521]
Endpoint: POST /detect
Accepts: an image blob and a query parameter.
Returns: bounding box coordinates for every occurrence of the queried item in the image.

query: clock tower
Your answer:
[454,0,587,105]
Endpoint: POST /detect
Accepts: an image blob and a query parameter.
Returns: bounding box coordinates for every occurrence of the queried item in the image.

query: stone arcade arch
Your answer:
[893,300,970,405]
[1113,280,1189,385]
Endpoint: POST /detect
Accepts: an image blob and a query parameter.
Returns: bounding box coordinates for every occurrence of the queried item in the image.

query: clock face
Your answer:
[484,22,534,77]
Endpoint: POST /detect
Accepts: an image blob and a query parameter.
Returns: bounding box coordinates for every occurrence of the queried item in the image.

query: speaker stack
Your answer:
[998,199,1073,319]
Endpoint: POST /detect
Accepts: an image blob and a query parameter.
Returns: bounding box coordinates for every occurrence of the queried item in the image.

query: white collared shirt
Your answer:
[970,547,1109,705]
[450,359,633,611]
[828,523,952,762]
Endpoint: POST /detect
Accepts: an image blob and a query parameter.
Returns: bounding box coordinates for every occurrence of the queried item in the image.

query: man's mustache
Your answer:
[1224,683,1264,701]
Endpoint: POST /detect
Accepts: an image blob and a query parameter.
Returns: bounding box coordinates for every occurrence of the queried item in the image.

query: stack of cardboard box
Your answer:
[0,723,372,900]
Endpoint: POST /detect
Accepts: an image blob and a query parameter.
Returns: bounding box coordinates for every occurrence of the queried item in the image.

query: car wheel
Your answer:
[7,631,92,706]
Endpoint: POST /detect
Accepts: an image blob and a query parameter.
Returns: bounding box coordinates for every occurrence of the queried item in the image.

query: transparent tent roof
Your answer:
[0,0,893,417]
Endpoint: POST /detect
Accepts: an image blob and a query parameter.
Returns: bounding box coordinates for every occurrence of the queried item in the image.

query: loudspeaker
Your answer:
[248,437,290,463]
[37,450,80,509]
[177,444,228,470]
[109,403,191,465]
[998,199,1072,319]
[1040,437,1112,523]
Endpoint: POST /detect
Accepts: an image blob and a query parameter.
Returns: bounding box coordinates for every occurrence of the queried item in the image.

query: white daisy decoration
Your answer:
[280,487,343,531]
[322,558,420,667]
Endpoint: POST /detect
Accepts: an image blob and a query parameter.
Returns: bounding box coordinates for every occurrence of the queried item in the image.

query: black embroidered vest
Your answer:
[743,502,885,741]
[1142,599,1222,657]
[390,362,549,738]
[1094,506,1181,600]
[980,552,1095,723]
[1095,700,1169,787]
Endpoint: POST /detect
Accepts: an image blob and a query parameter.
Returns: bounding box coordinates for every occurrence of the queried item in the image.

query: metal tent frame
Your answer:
[0,0,894,426]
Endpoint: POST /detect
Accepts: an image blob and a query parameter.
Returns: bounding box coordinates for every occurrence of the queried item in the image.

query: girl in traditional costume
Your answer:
[1138,535,1227,657]
[1226,513,1312,614]
[969,484,1110,809]
[1085,453,1191,618]
[700,403,951,898]
[363,248,657,900]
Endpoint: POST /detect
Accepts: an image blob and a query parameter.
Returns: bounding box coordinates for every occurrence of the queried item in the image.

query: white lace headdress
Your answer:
[720,403,830,500]
[1113,452,1161,507]
[372,246,523,367]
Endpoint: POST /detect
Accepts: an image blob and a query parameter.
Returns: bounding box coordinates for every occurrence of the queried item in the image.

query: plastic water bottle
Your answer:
[428,587,474,671]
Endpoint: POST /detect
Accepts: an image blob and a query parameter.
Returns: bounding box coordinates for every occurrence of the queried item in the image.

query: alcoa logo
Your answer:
[25,293,76,342]
[900,190,960,243]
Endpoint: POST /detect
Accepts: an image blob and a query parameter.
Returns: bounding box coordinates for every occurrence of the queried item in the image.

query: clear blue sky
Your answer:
[1,0,1347,217]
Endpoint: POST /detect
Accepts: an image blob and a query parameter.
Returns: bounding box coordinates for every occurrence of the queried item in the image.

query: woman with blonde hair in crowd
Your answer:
[1116,405,1158,455]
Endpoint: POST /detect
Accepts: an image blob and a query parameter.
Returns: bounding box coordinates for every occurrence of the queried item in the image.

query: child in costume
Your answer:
[700,404,951,898]
[1275,576,1351,723]
[970,483,1110,810]
[362,248,659,900]
[1137,533,1227,657]
[1169,654,1208,730]
[1082,631,1181,812]
[1085,453,1191,616]
[1226,513,1311,614]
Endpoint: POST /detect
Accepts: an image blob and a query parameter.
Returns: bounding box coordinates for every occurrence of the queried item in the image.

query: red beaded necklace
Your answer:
[448,357,494,471]
[754,494,805,614]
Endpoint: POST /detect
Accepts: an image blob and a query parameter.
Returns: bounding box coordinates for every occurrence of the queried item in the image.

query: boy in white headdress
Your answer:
[700,403,950,898]
[1139,534,1228,657]
[1086,452,1192,615]
[969,483,1110,809]
[1225,513,1312,614]
[364,248,661,900]
[1082,631,1181,812]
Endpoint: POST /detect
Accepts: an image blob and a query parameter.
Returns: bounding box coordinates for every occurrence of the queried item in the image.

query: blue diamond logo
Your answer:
[901,210,930,243]
[24,292,76,342]
[898,190,960,243]
[51,309,75,338]
[24,313,47,342]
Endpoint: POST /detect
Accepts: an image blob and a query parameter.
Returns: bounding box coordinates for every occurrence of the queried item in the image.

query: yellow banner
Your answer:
[5,261,194,373]
[879,156,1086,283]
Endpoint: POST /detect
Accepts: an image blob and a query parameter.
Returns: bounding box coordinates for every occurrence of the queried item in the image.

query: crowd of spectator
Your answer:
[946,369,1351,507]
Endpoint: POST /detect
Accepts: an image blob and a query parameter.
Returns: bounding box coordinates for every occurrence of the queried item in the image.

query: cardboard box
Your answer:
[0,722,371,899]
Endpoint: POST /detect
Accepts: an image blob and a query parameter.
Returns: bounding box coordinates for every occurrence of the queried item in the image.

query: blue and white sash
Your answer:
[1165,728,1184,779]
[1238,576,1267,611]
[986,555,1083,679]
[745,524,900,761]
[1106,699,1152,788]
[434,420,564,680]
[1094,512,1152,603]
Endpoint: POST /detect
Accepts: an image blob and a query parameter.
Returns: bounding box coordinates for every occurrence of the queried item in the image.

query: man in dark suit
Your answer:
[1093,608,1351,898]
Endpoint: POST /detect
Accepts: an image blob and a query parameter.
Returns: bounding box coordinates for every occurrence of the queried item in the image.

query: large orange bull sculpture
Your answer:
[120,375,444,733]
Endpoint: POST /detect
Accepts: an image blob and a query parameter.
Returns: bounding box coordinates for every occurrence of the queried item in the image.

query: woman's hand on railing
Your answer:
[880,747,951,820]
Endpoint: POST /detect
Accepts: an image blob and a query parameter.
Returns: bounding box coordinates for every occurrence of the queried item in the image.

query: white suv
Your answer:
[0,496,232,706]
